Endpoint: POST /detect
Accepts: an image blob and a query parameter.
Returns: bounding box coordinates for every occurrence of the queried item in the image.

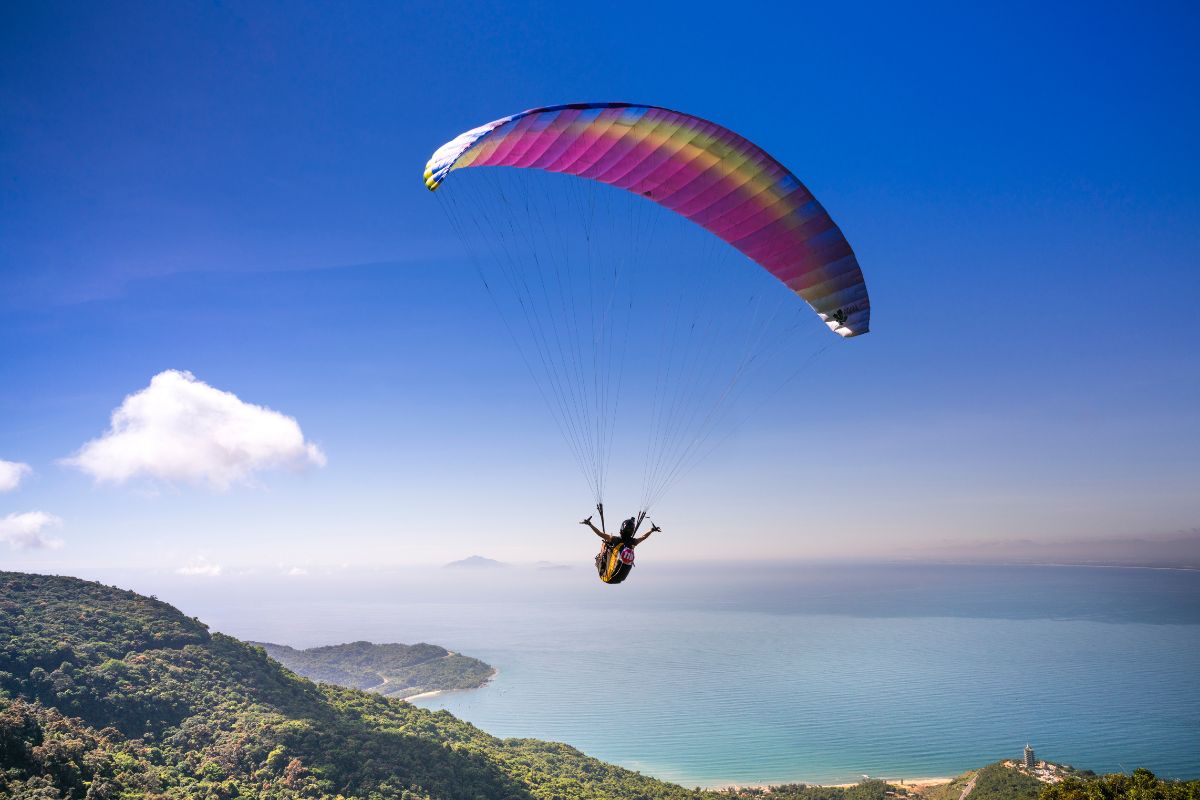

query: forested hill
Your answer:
[253,640,494,698]
[0,571,701,799]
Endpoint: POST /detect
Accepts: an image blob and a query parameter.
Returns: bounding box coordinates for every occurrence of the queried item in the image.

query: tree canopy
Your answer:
[253,641,493,698]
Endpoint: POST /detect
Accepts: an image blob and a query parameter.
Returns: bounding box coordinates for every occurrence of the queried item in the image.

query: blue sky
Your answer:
[1,1,1198,574]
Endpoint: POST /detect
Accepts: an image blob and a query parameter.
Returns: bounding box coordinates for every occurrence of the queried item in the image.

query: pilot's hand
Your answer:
[580,516,593,525]
[650,524,662,533]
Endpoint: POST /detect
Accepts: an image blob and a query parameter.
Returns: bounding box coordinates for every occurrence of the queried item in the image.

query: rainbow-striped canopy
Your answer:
[424,103,869,337]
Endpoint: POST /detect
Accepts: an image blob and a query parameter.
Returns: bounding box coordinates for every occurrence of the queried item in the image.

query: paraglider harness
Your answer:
[595,509,644,585]
[597,539,636,584]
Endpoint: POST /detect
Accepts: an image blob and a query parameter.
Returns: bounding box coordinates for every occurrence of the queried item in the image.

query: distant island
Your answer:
[1,570,1196,800]
[253,640,494,699]
[444,555,507,568]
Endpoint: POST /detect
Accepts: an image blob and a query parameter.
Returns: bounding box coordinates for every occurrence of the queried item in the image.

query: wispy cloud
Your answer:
[175,556,223,577]
[886,527,1200,568]
[0,460,32,493]
[0,512,64,550]
[63,370,326,489]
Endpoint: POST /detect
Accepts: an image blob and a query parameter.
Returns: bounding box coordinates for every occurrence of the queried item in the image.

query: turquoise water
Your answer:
[123,563,1200,787]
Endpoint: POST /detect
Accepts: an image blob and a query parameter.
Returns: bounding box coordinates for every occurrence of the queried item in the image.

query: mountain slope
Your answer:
[0,571,699,800]
[922,764,1043,800]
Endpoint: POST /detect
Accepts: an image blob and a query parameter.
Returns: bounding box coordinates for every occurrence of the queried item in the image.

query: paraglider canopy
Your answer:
[424,102,870,338]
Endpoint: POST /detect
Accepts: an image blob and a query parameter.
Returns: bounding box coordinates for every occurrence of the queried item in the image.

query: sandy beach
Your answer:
[402,666,500,703]
[710,776,954,793]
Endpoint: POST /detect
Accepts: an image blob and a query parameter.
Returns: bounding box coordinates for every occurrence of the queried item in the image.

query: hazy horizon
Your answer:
[8,526,1198,578]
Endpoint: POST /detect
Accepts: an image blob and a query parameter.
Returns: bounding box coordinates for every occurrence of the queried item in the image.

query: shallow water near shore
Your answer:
[107,562,1200,787]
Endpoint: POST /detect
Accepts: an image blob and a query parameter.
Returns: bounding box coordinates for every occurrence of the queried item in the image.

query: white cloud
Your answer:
[63,370,326,489]
[283,565,308,576]
[0,512,64,550]
[0,460,32,493]
[175,557,223,577]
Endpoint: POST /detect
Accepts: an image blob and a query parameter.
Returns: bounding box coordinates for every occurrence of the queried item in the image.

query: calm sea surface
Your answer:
[112,563,1200,787]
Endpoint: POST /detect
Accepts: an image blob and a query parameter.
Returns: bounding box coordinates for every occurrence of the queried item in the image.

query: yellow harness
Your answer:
[597,541,635,584]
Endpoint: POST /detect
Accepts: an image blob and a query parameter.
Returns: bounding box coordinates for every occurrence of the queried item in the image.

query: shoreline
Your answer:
[708,776,954,792]
[402,666,499,703]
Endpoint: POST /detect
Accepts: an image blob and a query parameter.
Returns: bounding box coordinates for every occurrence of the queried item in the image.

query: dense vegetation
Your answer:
[920,765,1199,800]
[922,769,977,800]
[713,779,896,799]
[254,641,493,699]
[922,764,1044,800]
[1041,769,1200,800]
[970,764,1044,800]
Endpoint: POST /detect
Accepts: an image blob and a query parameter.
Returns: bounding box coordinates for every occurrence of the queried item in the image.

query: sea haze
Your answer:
[96,562,1200,787]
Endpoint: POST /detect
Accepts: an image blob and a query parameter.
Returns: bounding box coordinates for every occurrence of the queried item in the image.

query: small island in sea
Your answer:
[443,555,507,569]
[253,640,495,700]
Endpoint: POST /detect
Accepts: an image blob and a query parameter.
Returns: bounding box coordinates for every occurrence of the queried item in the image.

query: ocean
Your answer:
[115,562,1200,787]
